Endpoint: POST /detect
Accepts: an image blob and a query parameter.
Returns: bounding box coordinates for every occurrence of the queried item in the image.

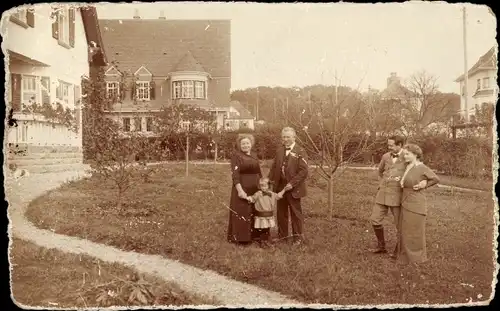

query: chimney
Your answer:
[159,10,166,19]
[133,9,140,19]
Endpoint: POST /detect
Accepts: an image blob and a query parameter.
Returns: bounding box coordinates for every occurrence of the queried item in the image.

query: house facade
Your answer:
[3,4,106,172]
[454,46,498,122]
[223,100,255,130]
[98,16,231,134]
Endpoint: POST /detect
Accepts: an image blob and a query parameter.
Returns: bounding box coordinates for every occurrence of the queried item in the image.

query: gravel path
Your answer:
[5,171,300,307]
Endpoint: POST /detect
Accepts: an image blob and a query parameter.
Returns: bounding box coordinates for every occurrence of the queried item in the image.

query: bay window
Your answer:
[172,80,206,99]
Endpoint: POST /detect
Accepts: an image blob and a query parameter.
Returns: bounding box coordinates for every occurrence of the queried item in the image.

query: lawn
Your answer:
[25,163,496,305]
[10,238,216,308]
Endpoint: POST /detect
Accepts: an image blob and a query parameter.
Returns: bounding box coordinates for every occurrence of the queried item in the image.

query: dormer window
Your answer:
[133,66,154,101]
[106,82,120,99]
[136,81,150,101]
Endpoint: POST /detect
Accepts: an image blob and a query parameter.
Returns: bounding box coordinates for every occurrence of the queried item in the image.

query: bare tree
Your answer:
[286,77,379,219]
[397,70,458,137]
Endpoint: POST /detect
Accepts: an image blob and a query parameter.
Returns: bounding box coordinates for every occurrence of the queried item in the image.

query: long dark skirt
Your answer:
[227,174,259,243]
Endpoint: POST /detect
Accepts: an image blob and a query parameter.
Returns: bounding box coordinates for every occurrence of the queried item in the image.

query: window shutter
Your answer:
[131,81,136,100]
[56,81,61,100]
[11,74,21,112]
[150,81,156,100]
[120,81,126,100]
[69,8,75,47]
[27,9,35,27]
[41,77,50,105]
[51,11,59,39]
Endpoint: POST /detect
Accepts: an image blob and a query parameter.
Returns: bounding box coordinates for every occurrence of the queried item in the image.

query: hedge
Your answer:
[84,129,494,179]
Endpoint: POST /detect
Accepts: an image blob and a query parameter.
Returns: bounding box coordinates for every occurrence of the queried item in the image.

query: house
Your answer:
[3,4,107,173]
[98,14,231,135]
[454,46,498,122]
[223,100,255,130]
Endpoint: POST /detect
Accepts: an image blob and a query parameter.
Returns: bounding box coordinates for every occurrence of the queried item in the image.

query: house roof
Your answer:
[98,19,230,77]
[455,46,497,82]
[80,6,107,66]
[172,50,206,72]
[229,100,254,119]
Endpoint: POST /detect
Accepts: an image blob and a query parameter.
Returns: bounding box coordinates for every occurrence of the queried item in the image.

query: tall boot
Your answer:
[371,225,387,253]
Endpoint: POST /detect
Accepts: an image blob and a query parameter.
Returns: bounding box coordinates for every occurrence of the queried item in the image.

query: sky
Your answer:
[96,2,497,93]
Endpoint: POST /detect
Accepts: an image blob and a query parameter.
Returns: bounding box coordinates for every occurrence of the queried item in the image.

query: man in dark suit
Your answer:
[370,135,406,256]
[269,127,309,245]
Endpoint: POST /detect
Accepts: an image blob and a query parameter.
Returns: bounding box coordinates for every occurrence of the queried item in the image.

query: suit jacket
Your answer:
[374,151,406,207]
[269,143,309,198]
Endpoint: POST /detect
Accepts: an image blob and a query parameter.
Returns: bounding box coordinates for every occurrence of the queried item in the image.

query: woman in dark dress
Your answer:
[227,134,262,244]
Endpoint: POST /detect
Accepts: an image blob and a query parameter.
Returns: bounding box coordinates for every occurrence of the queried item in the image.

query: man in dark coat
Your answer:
[370,135,406,255]
[269,127,309,245]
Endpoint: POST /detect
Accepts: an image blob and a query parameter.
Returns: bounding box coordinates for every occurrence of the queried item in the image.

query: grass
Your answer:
[9,238,216,308]
[25,163,496,305]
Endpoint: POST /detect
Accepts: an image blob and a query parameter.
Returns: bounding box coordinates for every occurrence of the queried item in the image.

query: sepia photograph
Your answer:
[2,1,497,309]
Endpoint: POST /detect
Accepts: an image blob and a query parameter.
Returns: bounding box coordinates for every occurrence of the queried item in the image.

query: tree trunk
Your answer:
[328,174,334,220]
[117,187,123,210]
[214,141,218,163]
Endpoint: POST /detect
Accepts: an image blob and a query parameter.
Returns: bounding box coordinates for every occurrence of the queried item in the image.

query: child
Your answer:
[248,177,290,247]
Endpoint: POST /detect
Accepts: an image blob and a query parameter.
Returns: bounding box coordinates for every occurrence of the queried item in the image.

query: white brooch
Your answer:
[395,176,401,181]
[234,165,238,170]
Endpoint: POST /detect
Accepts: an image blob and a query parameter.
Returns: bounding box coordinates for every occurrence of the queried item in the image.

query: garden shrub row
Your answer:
[84,128,493,179]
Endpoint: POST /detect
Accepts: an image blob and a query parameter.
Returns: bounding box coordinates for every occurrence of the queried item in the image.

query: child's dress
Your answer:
[251,190,277,229]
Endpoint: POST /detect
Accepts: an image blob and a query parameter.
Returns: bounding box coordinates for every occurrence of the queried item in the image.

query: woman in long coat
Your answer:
[395,143,440,264]
[227,134,262,244]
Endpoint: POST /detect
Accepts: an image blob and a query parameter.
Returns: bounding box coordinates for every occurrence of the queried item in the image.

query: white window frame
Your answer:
[58,8,70,46]
[483,77,490,89]
[476,79,481,90]
[106,82,120,99]
[21,75,40,105]
[19,121,28,142]
[194,81,205,99]
[181,81,194,99]
[173,81,182,99]
[12,9,28,24]
[57,80,71,106]
[173,80,206,100]
[136,81,150,101]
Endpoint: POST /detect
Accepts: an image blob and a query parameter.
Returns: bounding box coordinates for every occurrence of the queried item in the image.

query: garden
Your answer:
[25,162,495,305]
